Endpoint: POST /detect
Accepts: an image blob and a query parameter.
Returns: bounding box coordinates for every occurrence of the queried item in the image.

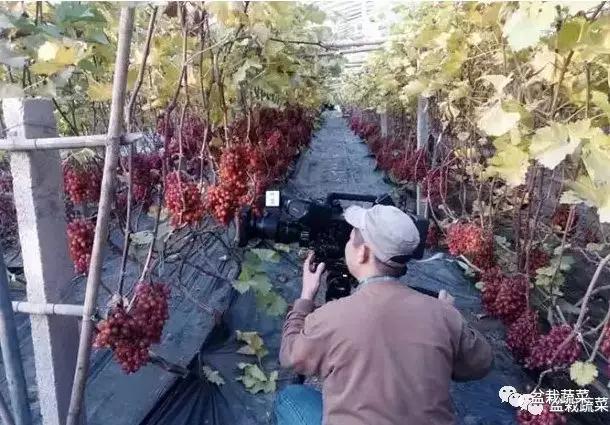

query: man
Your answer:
[276,204,493,425]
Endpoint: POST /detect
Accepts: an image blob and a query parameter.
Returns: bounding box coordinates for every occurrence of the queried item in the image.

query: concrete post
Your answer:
[416,96,429,217]
[380,111,388,138]
[2,98,80,425]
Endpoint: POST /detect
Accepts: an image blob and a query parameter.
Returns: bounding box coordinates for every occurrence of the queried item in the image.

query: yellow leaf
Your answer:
[503,2,557,51]
[528,47,559,84]
[561,173,610,223]
[484,144,530,187]
[582,132,610,185]
[30,61,66,75]
[87,80,113,101]
[38,41,59,61]
[569,361,598,387]
[477,101,521,137]
[529,121,588,170]
[55,45,77,65]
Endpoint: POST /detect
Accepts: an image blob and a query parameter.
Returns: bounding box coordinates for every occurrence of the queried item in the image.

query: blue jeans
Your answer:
[275,385,323,425]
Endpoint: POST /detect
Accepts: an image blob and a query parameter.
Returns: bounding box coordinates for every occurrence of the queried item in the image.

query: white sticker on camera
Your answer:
[265,190,280,207]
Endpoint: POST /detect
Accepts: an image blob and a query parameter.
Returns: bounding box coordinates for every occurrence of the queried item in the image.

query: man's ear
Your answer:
[356,244,371,264]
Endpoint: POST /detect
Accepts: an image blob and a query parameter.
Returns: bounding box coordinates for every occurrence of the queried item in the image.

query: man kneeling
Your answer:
[276,204,493,425]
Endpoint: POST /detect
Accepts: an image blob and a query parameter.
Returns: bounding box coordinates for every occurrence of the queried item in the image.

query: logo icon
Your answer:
[498,386,543,415]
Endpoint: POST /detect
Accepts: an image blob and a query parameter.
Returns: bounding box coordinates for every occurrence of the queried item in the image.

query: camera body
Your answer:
[237,192,430,301]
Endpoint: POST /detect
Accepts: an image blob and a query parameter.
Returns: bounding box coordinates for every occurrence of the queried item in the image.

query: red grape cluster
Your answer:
[67,218,95,274]
[507,309,541,360]
[122,153,163,205]
[93,282,170,374]
[525,324,581,370]
[551,205,578,234]
[206,145,250,224]
[164,171,205,227]
[527,248,550,275]
[167,115,210,161]
[63,161,102,204]
[494,275,528,325]
[447,223,494,269]
[392,148,429,183]
[516,404,566,425]
[481,267,503,315]
[480,268,528,324]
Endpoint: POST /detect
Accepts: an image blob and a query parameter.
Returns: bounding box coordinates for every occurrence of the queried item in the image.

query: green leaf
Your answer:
[251,248,280,263]
[591,90,610,119]
[561,173,610,223]
[484,144,530,187]
[202,365,225,386]
[502,2,557,51]
[273,243,291,253]
[556,18,585,52]
[236,363,278,394]
[570,361,598,387]
[236,330,269,360]
[529,121,591,170]
[477,101,521,137]
[255,290,288,316]
[582,132,610,185]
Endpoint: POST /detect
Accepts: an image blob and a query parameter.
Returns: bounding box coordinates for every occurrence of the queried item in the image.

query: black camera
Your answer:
[237,192,432,301]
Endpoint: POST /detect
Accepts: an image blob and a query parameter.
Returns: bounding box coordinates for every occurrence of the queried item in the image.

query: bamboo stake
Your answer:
[66,7,135,425]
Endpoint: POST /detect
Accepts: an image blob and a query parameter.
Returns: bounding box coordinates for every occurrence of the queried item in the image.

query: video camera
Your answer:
[237,192,435,302]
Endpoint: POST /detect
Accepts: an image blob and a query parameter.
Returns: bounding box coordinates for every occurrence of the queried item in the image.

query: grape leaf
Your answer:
[528,47,558,84]
[582,132,610,185]
[502,2,557,51]
[484,144,530,187]
[236,330,269,360]
[202,365,225,386]
[477,101,521,137]
[255,290,288,316]
[236,363,278,394]
[556,18,586,52]
[529,121,588,170]
[251,248,280,263]
[570,361,598,387]
[560,173,610,223]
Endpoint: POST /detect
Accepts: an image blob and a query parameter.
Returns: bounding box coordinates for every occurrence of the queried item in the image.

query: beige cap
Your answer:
[344,204,420,268]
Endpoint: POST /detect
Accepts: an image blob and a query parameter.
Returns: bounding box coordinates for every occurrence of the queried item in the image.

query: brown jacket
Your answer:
[279,280,493,425]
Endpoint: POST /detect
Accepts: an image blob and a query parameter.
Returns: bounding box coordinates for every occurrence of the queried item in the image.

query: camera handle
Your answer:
[325,192,394,207]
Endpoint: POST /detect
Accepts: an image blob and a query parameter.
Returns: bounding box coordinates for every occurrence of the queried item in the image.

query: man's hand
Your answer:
[301,250,326,300]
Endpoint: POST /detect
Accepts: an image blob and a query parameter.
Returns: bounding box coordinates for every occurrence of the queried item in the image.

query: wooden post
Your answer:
[416,96,429,217]
[2,98,80,425]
